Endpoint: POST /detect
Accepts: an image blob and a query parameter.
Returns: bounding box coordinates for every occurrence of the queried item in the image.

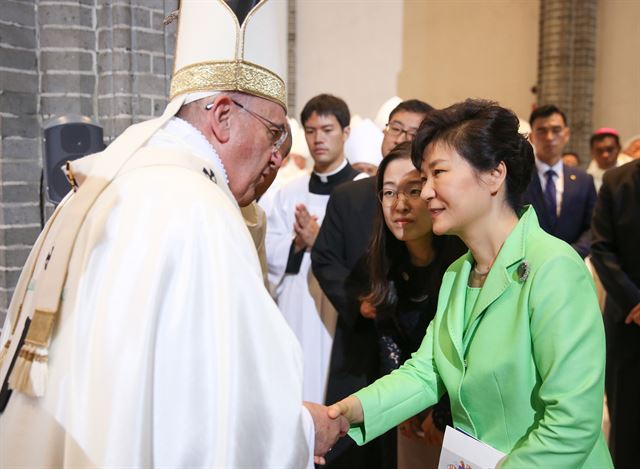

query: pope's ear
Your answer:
[206,94,234,144]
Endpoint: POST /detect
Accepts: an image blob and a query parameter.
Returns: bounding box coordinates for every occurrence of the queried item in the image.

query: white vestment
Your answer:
[0,116,314,468]
[587,153,633,191]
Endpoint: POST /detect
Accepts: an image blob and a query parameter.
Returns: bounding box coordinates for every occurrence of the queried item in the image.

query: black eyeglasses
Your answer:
[385,122,418,140]
[378,185,423,207]
[205,99,288,152]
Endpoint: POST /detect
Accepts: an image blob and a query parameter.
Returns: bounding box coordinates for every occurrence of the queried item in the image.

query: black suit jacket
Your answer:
[311,177,379,405]
[522,164,596,258]
[312,177,387,468]
[591,159,640,322]
[590,159,640,466]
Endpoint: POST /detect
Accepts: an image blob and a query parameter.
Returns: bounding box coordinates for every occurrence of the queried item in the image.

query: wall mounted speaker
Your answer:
[42,115,105,204]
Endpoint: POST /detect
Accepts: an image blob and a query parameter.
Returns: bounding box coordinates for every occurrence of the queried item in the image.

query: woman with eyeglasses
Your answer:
[359,142,465,467]
[326,100,613,468]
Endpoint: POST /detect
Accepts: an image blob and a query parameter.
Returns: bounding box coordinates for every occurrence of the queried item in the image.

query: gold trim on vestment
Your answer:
[25,310,56,348]
[170,60,286,109]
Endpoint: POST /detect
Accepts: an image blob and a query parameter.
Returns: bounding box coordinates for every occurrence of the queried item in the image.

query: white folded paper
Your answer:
[438,426,506,469]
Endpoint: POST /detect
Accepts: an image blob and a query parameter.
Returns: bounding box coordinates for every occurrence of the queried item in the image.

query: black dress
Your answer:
[376,261,453,433]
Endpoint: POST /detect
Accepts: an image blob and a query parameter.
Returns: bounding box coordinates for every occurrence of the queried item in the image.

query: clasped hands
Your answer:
[304,396,363,465]
[293,204,319,253]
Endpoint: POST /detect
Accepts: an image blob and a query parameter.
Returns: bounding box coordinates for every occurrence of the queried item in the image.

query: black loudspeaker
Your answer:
[43,116,106,204]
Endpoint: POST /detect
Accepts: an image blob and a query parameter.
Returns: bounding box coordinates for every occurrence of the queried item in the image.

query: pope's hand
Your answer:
[303,401,349,465]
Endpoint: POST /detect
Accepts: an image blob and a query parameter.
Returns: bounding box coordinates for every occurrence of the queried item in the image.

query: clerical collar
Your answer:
[149,117,229,184]
[309,159,360,195]
[314,158,349,183]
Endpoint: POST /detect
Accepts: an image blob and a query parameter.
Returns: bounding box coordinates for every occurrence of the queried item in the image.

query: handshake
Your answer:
[303,396,364,465]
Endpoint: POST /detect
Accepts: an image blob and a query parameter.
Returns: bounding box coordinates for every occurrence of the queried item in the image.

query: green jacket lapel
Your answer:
[465,208,531,340]
[443,252,474,367]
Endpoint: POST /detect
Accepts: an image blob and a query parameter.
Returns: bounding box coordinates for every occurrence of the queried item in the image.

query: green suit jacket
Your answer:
[350,207,612,468]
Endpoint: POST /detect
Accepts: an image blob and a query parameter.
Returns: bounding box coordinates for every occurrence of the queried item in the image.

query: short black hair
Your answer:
[562,151,581,164]
[411,98,534,212]
[529,104,568,127]
[300,94,350,129]
[388,99,433,122]
[590,132,620,148]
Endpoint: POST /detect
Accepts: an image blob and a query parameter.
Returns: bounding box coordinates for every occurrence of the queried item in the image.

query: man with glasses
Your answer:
[522,104,596,258]
[265,94,361,406]
[311,99,433,469]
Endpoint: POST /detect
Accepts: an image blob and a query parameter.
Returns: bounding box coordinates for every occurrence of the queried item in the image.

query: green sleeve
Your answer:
[348,321,443,445]
[501,255,607,468]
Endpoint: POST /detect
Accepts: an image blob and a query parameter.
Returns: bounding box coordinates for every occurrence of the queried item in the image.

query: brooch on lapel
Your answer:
[517,261,530,282]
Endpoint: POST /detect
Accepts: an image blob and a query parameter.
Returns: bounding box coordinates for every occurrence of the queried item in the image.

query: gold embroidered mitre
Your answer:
[170,0,287,110]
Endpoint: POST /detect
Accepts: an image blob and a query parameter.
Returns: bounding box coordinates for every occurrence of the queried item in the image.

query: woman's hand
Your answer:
[398,415,424,441]
[421,409,444,446]
[327,395,364,425]
[359,300,377,319]
[624,302,640,326]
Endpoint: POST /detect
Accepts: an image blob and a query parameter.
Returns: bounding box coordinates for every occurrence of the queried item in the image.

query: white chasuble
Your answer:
[0,117,314,468]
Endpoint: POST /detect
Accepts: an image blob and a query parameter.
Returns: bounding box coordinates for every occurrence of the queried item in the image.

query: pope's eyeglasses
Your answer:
[205,99,288,152]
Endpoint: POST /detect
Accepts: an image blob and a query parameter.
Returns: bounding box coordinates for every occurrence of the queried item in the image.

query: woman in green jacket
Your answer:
[327,99,612,468]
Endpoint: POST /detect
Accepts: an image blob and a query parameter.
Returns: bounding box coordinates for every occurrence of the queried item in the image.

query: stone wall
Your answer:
[537,0,597,161]
[0,0,177,321]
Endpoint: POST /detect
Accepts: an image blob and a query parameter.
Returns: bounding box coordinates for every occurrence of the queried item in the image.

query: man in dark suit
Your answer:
[591,159,640,468]
[311,99,432,468]
[522,105,597,258]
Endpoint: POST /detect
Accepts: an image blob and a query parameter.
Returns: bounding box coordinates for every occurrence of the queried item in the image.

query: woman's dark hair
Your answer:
[363,142,445,314]
[410,98,535,211]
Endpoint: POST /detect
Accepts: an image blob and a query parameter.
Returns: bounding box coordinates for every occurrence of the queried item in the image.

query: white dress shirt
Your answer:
[535,158,564,216]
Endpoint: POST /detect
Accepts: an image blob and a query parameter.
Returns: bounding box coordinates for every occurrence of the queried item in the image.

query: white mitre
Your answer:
[345,118,384,167]
[375,96,402,130]
[350,114,363,130]
[288,117,311,160]
[171,0,287,109]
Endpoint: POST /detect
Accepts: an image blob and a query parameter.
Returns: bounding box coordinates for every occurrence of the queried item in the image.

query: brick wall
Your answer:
[537,0,598,163]
[0,0,39,320]
[0,0,177,322]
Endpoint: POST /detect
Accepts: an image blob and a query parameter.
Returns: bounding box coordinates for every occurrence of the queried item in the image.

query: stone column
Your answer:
[537,0,598,161]
[287,0,296,114]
